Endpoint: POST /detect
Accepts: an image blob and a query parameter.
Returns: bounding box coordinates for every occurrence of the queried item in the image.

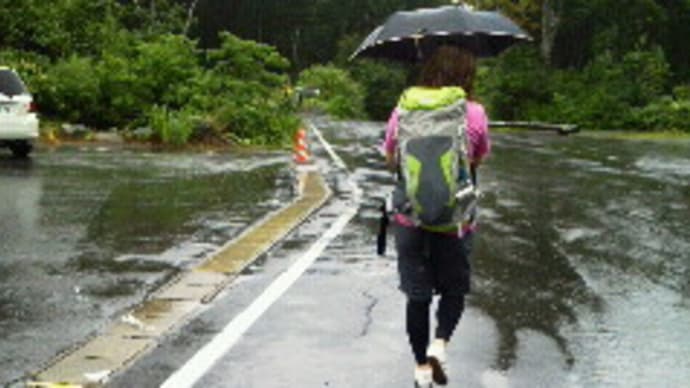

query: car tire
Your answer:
[9,140,33,158]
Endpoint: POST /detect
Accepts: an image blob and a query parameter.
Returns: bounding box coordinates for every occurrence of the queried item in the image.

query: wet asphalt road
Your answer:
[116,119,690,387]
[3,119,690,387]
[0,145,292,386]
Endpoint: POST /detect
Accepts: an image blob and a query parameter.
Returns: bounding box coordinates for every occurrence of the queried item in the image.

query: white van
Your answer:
[0,67,39,158]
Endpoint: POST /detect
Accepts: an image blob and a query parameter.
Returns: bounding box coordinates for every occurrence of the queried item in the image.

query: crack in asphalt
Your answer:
[359,290,378,337]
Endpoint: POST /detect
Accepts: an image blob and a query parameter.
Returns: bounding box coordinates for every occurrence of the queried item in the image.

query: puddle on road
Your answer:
[3,124,690,386]
[315,121,690,385]
[0,147,293,384]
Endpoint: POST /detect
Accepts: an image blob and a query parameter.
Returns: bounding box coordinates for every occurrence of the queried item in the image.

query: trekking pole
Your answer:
[376,194,391,256]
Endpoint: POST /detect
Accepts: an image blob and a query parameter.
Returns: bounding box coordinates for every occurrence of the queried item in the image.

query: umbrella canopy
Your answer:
[351,5,531,62]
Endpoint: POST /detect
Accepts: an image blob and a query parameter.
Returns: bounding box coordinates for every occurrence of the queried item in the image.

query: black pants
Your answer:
[394,225,473,365]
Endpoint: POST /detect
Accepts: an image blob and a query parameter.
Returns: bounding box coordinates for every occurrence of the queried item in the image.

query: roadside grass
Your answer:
[579,130,690,141]
[37,119,293,153]
[490,126,690,141]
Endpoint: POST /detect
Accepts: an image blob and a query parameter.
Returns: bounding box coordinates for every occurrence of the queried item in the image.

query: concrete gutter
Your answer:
[27,167,331,387]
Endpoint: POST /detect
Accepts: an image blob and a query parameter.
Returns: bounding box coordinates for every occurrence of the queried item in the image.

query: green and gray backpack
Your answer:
[392,86,477,232]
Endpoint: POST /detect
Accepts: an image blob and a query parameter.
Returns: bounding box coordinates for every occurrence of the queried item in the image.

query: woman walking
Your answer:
[382,45,491,387]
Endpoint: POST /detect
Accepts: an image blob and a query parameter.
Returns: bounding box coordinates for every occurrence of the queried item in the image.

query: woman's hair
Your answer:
[418,45,477,98]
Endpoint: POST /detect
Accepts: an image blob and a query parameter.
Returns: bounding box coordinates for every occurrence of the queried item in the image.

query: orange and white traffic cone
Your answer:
[293,128,311,164]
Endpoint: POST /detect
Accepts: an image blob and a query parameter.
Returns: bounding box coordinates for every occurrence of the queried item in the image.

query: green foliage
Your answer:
[479,45,687,131]
[673,85,690,101]
[35,56,102,124]
[200,33,299,145]
[0,49,49,85]
[334,33,409,120]
[5,0,690,139]
[211,97,300,145]
[1,22,299,146]
[24,33,201,129]
[195,0,450,71]
[133,34,201,109]
[207,33,290,87]
[617,48,670,106]
[148,106,199,146]
[115,0,188,35]
[0,0,187,60]
[630,97,690,132]
[349,60,408,120]
[477,47,552,121]
[95,51,143,127]
[297,65,366,119]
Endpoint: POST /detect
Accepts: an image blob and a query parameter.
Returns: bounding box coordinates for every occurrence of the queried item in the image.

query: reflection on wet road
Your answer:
[0,147,291,385]
[2,120,690,387]
[305,119,690,386]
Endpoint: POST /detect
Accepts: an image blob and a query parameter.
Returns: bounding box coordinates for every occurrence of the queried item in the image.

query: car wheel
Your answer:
[9,140,33,158]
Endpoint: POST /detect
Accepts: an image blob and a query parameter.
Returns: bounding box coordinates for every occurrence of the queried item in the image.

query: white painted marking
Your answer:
[308,123,348,170]
[161,122,360,388]
[309,123,363,204]
[84,370,111,384]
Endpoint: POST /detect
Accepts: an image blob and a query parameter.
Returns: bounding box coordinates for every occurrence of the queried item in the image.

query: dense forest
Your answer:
[1,0,689,145]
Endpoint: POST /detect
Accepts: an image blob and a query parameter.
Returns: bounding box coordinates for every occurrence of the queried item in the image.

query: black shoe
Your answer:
[428,355,448,386]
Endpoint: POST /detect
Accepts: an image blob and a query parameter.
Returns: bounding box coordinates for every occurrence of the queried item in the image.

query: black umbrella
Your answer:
[351,5,531,62]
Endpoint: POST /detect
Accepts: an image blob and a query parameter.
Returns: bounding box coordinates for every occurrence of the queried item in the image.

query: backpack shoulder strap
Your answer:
[398,86,466,111]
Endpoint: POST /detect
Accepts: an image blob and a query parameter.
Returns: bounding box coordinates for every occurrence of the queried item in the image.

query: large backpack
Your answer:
[392,86,477,232]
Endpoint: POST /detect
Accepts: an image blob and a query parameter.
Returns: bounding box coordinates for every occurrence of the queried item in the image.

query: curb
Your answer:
[28,166,331,387]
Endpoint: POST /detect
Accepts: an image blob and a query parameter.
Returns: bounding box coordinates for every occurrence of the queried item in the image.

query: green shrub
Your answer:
[36,55,102,124]
[212,98,299,145]
[479,46,675,131]
[133,34,201,109]
[0,50,49,85]
[297,64,366,119]
[478,47,552,121]
[148,105,199,146]
[673,85,690,100]
[631,97,690,132]
[0,0,186,60]
[95,51,143,127]
[349,60,408,121]
[94,34,201,128]
[206,32,290,89]
[333,33,408,120]
[202,33,299,145]
[617,48,670,107]
[5,29,298,146]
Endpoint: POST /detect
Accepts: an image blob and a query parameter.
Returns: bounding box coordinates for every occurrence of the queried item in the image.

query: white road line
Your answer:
[308,122,348,170]
[161,123,360,388]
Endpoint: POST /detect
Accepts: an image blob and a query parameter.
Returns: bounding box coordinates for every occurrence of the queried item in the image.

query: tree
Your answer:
[540,0,562,65]
[194,0,450,71]
[656,0,690,79]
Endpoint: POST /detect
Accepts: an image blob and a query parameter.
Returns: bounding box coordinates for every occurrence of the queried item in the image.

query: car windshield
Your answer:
[0,70,28,96]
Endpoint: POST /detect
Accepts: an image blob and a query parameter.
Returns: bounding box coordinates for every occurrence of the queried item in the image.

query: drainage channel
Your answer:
[27,168,331,387]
